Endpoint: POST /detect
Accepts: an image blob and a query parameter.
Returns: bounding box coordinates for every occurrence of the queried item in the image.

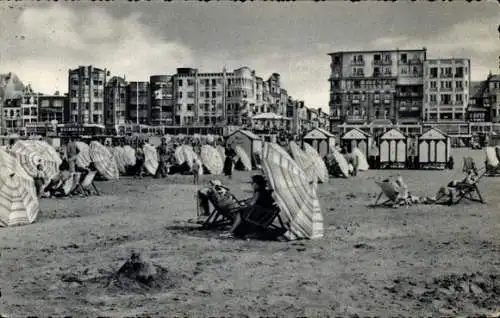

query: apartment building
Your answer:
[150,75,174,126]
[68,65,107,125]
[1,85,38,133]
[423,58,471,122]
[127,81,150,125]
[104,76,127,127]
[20,85,39,126]
[172,66,259,126]
[467,74,500,123]
[38,93,66,123]
[0,72,24,132]
[328,48,426,124]
[487,74,500,121]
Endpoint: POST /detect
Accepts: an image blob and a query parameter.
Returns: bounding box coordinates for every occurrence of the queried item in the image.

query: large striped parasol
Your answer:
[216,145,226,163]
[289,141,317,184]
[174,145,187,165]
[10,140,60,181]
[75,141,91,168]
[200,145,223,175]
[352,147,369,171]
[112,147,127,174]
[143,144,159,175]
[89,141,119,180]
[329,148,349,177]
[261,142,324,240]
[0,169,39,227]
[234,145,252,171]
[122,145,136,166]
[183,145,203,175]
[0,148,37,197]
[303,143,329,183]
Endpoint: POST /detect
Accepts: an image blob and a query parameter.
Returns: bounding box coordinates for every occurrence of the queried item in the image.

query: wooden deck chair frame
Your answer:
[74,171,99,197]
[447,168,486,205]
[484,161,500,177]
[201,193,252,229]
[373,180,403,207]
[241,202,287,238]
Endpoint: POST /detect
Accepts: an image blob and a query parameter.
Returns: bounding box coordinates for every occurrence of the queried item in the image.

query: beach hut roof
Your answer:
[419,127,448,140]
[380,128,406,140]
[303,127,335,140]
[229,129,261,140]
[341,128,371,140]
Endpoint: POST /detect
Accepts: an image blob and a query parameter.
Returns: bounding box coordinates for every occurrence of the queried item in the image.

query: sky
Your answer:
[0,1,499,110]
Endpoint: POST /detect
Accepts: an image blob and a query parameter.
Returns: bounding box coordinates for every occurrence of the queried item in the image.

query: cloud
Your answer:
[0,6,194,94]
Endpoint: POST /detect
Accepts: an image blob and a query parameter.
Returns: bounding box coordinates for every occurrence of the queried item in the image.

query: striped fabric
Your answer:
[122,145,136,166]
[216,145,226,163]
[289,141,318,184]
[234,145,252,171]
[200,145,223,175]
[0,169,39,227]
[330,148,349,177]
[143,144,159,175]
[183,146,203,175]
[75,141,91,168]
[10,140,60,181]
[303,143,329,183]
[0,148,37,197]
[353,147,369,171]
[89,141,119,180]
[112,147,127,173]
[174,145,187,165]
[262,142,324,240]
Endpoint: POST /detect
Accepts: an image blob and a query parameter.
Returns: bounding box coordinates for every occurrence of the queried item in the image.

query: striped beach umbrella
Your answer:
[75,141,91,168]
[0,169,39,227]
[352,147,369,171]
[143,144,159,175]
[329,147,349,178]
[89,141,119,180]
[200,145,223,175]
[0,148,36,197]
[234,145,252,171]
[112,147,127,173]
[174,145,187,165]
[183,145,203,175]
[303,143,329,183]
[122,145,136,166]
[10,140,60,181]
[289,141,317,184]
[261,142,324,240]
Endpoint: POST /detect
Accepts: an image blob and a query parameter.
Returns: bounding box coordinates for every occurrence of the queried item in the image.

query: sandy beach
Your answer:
[1,148,499,317]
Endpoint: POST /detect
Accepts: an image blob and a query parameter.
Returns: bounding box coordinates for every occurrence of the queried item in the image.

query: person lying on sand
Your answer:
[420,168,479,205]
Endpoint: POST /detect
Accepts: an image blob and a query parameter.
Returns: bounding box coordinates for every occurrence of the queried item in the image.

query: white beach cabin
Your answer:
[226,129,263,168]
[417,127,451,169]
[341,128,371,158]
[303,127,336,158]
[379,128,407,169]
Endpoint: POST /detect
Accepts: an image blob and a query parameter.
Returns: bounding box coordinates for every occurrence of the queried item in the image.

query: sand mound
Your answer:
[386,272,500,314]
[103,252,176,293]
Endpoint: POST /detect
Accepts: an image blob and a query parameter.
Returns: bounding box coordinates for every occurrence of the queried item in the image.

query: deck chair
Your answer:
[74,171,99,196]
[201,192,252,229]
[447,167,486,205]
[373,177,411,207]
[241,201,287,239]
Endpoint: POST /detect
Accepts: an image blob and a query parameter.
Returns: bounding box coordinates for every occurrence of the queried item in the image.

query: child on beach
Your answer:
[191,159,200,185]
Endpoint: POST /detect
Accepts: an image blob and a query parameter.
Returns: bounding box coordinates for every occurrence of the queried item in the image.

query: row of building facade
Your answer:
[0,66,329,135]
[328,47,500,134]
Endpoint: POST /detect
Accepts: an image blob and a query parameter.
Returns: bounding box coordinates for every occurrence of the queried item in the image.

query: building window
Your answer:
[178,79,183,87]
[178,92,183,98]
[187,104,193,111]
[400,54,407,63]
[455,67,464,78]
[187,79,194,86]
[401,67,408,75]
[455,94,463,104]
[187,92,194,98]
[430,67,438,78]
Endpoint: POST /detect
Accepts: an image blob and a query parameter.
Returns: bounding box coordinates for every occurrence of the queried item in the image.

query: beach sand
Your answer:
[1,148,499,317]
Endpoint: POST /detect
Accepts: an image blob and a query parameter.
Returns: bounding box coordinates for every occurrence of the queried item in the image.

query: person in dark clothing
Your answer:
[155,138,169,178]
[223,146,235,179]
[134,142,146,178]
[223,174,275,239]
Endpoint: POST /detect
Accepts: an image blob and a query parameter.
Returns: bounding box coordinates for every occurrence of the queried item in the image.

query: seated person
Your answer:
[43,161,72,197]
[197,179,238,221]
[73,162,100,195]
[224,174,275,239]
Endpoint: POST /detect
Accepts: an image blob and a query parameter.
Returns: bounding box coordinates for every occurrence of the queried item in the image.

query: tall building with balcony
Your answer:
[39,93,66,123]
[104,76,128,127]
[3,98,22,132]
[423,58,470,122]
[172,66,258,127]
[328,48,426,125]
[127,81,150,125]
[487,74,500,122]
[68,65,107,125]
[150,75,174,126]
[20,85,39,126]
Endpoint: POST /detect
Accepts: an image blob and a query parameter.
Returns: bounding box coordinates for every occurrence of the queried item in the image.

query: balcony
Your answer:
[373,59,392,66]
[351,60,365,66]
[409,58,422,64]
